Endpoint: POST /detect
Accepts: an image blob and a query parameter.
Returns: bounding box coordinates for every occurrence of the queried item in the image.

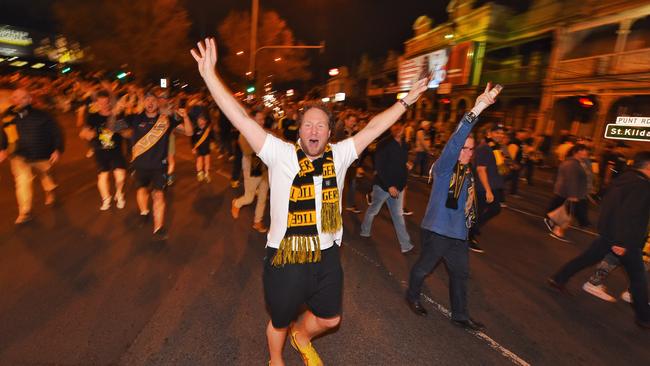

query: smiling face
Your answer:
[144,95,159,115]
[298,107,331,159]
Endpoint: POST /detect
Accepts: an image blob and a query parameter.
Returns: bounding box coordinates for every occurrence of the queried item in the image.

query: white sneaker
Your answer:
[100,197,111,211]
[621,290,631,303]
[115,193,126,209]
[582,282,616,302]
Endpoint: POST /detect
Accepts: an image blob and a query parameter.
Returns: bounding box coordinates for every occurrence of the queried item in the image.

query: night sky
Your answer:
[0,0,528,69]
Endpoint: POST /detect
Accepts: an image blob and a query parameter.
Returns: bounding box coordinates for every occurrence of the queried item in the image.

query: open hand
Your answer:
[403,71,432,106]
[472,82,503,114]
[190,38,218,79]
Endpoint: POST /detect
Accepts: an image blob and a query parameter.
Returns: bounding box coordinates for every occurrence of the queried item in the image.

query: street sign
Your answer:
[605,124,650,142]
[615,116,650,125]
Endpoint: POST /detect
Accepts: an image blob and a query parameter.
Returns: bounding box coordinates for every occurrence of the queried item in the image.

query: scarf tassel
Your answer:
[321,201,342,233]
[271,236,322,267]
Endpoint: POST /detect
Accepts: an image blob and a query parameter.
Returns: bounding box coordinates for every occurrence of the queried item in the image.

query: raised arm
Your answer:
[353,77,429,156]
[434,83,502,174]
[191,38,266,153]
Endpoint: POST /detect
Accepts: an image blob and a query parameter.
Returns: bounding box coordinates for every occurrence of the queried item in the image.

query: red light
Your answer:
[579,97,594,107]
[441,98,451,104]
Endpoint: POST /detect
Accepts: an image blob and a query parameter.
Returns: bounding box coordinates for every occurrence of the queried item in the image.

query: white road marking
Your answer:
[346,245,532,366]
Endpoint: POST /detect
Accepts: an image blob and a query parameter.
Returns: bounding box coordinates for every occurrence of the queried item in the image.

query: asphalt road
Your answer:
[0,112,648,365]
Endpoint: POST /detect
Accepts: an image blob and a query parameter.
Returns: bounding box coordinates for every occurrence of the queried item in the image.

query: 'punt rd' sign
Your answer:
[605,117,650,142]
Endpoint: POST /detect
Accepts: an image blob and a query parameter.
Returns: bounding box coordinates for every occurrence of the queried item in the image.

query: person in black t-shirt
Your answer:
[124,92,193,240]
[469,125,506,253]
[190,109,215,182]
[80,90,129,211]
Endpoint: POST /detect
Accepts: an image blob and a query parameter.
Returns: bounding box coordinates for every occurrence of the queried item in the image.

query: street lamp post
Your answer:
[249,0,259,81]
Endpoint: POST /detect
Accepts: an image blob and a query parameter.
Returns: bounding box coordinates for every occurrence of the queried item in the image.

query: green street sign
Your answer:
[605,124,650,142]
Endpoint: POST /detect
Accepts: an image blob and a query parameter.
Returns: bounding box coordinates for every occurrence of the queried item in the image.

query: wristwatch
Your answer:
[466,111,478,124]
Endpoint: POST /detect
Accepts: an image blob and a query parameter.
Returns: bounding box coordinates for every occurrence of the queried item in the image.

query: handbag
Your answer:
[547,200,573,229]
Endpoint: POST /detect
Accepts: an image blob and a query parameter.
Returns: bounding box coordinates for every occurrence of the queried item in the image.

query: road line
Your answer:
[504,205,598,236]
[345,245,531,366]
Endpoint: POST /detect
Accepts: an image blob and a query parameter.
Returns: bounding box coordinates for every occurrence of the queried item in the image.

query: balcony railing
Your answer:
[480,64,546,85]
[554,47,650,79]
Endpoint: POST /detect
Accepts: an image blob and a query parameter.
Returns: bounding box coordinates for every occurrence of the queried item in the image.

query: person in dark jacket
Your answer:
[544,144,589,241]
[360,120,413,254]
[0,88,63,224]
[548,151,650,329]
[405,83,502,331]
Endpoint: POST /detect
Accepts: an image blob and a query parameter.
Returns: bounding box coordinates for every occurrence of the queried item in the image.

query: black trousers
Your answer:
[552,236,650,322]
[407,229,470,321]
[231,143,242,182]
[470,189,503,237]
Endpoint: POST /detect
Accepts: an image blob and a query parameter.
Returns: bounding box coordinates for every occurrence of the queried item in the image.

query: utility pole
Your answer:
[249,0,259,80]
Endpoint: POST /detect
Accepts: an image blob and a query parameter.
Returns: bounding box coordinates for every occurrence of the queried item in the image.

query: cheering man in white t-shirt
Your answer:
[192,38,429,366]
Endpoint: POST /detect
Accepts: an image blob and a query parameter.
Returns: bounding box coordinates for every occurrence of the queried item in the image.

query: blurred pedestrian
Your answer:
[190,108,215,182]
[334,111,361,213]
[413,120,433,177]
[79,90,128,210]
[468,124,506,253]
[0,88,63,224]
[360,120,414,254]
[124,91,193,240]
[548,151,650,330]
[544,144,590,242]
[231,109,269,233]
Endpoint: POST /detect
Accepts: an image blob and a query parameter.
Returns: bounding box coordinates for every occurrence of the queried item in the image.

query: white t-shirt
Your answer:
[258,134,358,250]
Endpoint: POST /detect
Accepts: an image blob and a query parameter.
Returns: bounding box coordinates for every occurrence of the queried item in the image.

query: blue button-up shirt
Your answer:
[421,114,476,240]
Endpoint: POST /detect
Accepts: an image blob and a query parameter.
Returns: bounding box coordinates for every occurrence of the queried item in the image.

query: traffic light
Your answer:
[246,85,256,93]
[61,66,71,74]
[117,71,128,80]
[578,97,594,107]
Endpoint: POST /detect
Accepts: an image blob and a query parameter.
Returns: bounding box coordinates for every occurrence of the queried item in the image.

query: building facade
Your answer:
[396,0,650,149]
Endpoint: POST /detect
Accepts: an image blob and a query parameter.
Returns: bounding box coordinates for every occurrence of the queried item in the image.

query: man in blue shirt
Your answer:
[406,83,502,331]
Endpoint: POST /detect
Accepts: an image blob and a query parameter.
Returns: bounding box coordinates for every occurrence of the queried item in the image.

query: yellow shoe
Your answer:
[289,329,323,366]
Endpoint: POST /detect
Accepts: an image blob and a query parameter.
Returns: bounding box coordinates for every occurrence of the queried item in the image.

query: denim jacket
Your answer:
[421,114,477,240]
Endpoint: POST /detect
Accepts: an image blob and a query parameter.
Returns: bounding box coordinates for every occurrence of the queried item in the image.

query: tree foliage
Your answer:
[53,0,192,81]
[217,10,311,83]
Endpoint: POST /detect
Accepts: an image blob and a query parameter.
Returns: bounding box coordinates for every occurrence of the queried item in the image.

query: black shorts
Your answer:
[94,149,126,172]
[134,168,166,190]
[263,245,343,328]
[195,144,211,156]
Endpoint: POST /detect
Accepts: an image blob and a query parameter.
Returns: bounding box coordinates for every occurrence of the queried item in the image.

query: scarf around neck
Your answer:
[445,162,478,229]
[271,142,342,267]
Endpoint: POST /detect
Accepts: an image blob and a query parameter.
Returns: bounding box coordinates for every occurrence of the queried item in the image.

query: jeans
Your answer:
[360,185,413,252]
[553,236,650,322]
[407,229,470,321]
[10,156,57,216]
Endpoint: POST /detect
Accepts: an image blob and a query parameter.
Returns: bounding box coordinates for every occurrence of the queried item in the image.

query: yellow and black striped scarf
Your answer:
[271,143,342,267]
